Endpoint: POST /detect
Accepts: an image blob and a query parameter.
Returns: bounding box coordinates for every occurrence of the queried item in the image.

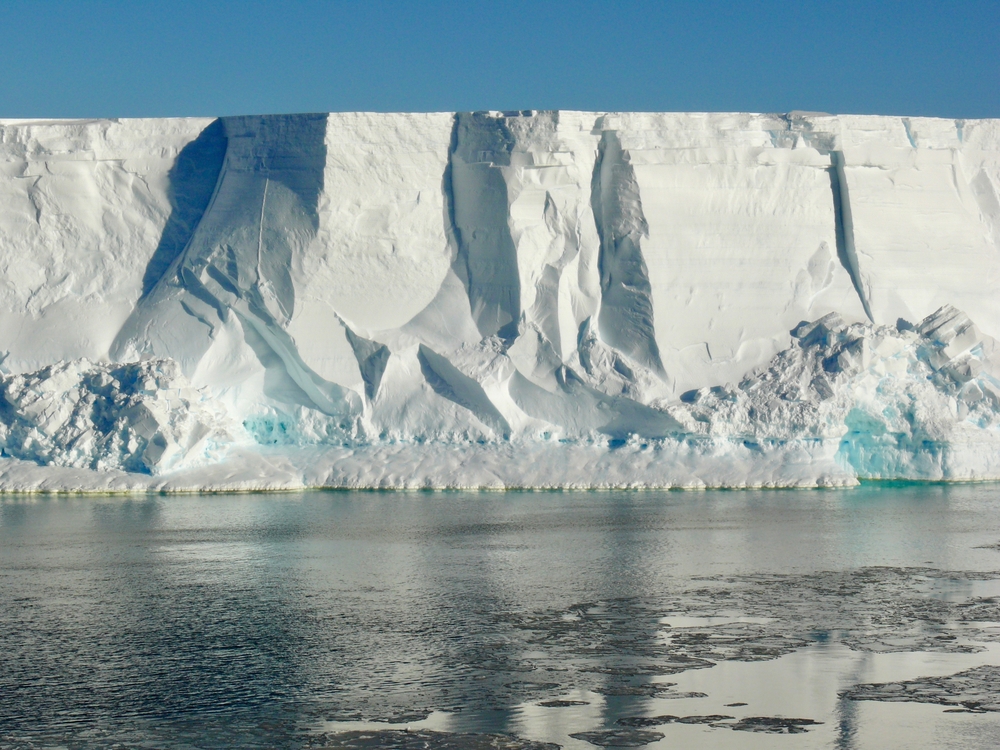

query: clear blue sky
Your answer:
[1,0,997,119]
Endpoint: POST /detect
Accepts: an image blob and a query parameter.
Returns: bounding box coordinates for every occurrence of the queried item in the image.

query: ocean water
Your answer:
[3,485,1000,749]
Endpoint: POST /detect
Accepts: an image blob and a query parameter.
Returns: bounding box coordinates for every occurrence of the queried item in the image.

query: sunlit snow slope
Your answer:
[0,111,999,489]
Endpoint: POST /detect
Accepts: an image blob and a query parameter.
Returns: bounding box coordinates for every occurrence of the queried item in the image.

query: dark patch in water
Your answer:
[674,714,734,724]
[616,715,677,727]
[843,665,1000,712]
[310,729,559,749]
[727,716,823,734]
[570,728,665,747]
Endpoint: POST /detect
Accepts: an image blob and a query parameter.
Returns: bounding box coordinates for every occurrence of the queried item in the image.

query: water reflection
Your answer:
[1,486,1000,748]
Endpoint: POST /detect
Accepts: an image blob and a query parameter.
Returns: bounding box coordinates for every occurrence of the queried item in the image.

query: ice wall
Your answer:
[0,111,999,488]
[0,117,218,367]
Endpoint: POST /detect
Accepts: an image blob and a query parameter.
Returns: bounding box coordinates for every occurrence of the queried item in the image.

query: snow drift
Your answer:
[0,111,998,490]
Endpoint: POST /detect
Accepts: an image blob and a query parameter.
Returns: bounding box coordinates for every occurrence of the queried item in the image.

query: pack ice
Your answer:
[0,111,999,490]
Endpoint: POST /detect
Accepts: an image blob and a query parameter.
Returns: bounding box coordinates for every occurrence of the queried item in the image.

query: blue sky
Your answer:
[1,0,997,118]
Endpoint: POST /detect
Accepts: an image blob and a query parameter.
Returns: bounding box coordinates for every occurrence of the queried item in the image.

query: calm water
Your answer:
[3,485,1000,749]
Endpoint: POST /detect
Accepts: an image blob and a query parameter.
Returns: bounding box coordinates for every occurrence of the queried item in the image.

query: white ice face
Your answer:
[0,111,997,488]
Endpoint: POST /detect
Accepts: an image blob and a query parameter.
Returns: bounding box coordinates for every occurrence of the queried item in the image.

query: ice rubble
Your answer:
[670,305,1000,480]
[0,111,998,489]
[0,359,243,474]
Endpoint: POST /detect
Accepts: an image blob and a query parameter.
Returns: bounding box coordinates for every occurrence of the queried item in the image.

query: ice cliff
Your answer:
[0,111,998,490]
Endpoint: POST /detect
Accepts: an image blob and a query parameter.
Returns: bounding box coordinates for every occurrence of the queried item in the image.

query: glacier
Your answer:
[0,110,999,490]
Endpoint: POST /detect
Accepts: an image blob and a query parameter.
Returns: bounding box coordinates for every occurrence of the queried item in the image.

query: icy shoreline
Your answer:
[4,302,1000,492]
[0,440,858,493]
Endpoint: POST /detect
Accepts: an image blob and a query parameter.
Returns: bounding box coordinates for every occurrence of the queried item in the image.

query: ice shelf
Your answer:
[0,111,998,489]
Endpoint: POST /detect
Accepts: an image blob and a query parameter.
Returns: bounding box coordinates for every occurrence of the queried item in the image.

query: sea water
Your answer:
[3,485,1000,749]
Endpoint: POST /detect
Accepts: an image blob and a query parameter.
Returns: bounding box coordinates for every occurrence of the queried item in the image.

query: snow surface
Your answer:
[0,111,998,490]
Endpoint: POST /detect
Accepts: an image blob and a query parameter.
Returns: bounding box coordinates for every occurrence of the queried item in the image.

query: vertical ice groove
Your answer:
[113,113,360,420]
[139,118,228,300]
[441,115,461,264]
[969,169,1000,248]
[256,175,268,284]
[829,151,875,322]
[447,112,521,339]
[590,129,665,375]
